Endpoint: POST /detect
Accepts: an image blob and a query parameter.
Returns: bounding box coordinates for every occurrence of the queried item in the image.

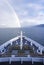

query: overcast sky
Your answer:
[0,0,44,27]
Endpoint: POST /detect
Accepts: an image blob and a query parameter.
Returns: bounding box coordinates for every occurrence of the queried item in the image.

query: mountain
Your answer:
[35,24,44,27]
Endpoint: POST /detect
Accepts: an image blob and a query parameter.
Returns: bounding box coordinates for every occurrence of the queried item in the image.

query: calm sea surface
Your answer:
[0,27,44,46]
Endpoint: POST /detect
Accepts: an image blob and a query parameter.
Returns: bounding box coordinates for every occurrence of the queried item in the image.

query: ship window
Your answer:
[38,50,40,52]
[2,50,4,52]
[42,51,44,53]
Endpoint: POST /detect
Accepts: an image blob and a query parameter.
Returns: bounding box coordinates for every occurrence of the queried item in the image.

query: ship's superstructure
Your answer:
[0,31,44,64]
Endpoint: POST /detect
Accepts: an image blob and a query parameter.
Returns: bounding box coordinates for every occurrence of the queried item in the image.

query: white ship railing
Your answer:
[0,57,44,64]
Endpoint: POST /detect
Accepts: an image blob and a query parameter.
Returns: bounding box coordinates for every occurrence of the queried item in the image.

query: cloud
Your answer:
[27,3,44,11]
[19,2,44,27]
[21,10,44,27]
[18,10,28,16]
[0,0,21,28]
[0,0,44,27]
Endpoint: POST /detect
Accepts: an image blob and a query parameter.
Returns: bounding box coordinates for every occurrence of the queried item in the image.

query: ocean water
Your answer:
[0,27,44,46]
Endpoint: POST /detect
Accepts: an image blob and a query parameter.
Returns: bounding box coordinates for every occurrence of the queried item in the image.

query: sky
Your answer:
[0,0,44,27]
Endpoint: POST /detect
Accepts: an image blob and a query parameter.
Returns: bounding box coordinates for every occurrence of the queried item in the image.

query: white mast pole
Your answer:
[20,31,23,50]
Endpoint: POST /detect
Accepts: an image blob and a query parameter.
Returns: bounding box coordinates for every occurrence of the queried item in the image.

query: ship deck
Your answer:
[0,37,44,57]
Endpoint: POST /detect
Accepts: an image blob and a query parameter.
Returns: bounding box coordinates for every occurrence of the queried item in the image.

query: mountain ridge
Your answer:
[35,24,44,27]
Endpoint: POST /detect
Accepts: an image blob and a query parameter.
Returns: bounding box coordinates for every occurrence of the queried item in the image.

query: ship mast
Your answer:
[20,31,23,50]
